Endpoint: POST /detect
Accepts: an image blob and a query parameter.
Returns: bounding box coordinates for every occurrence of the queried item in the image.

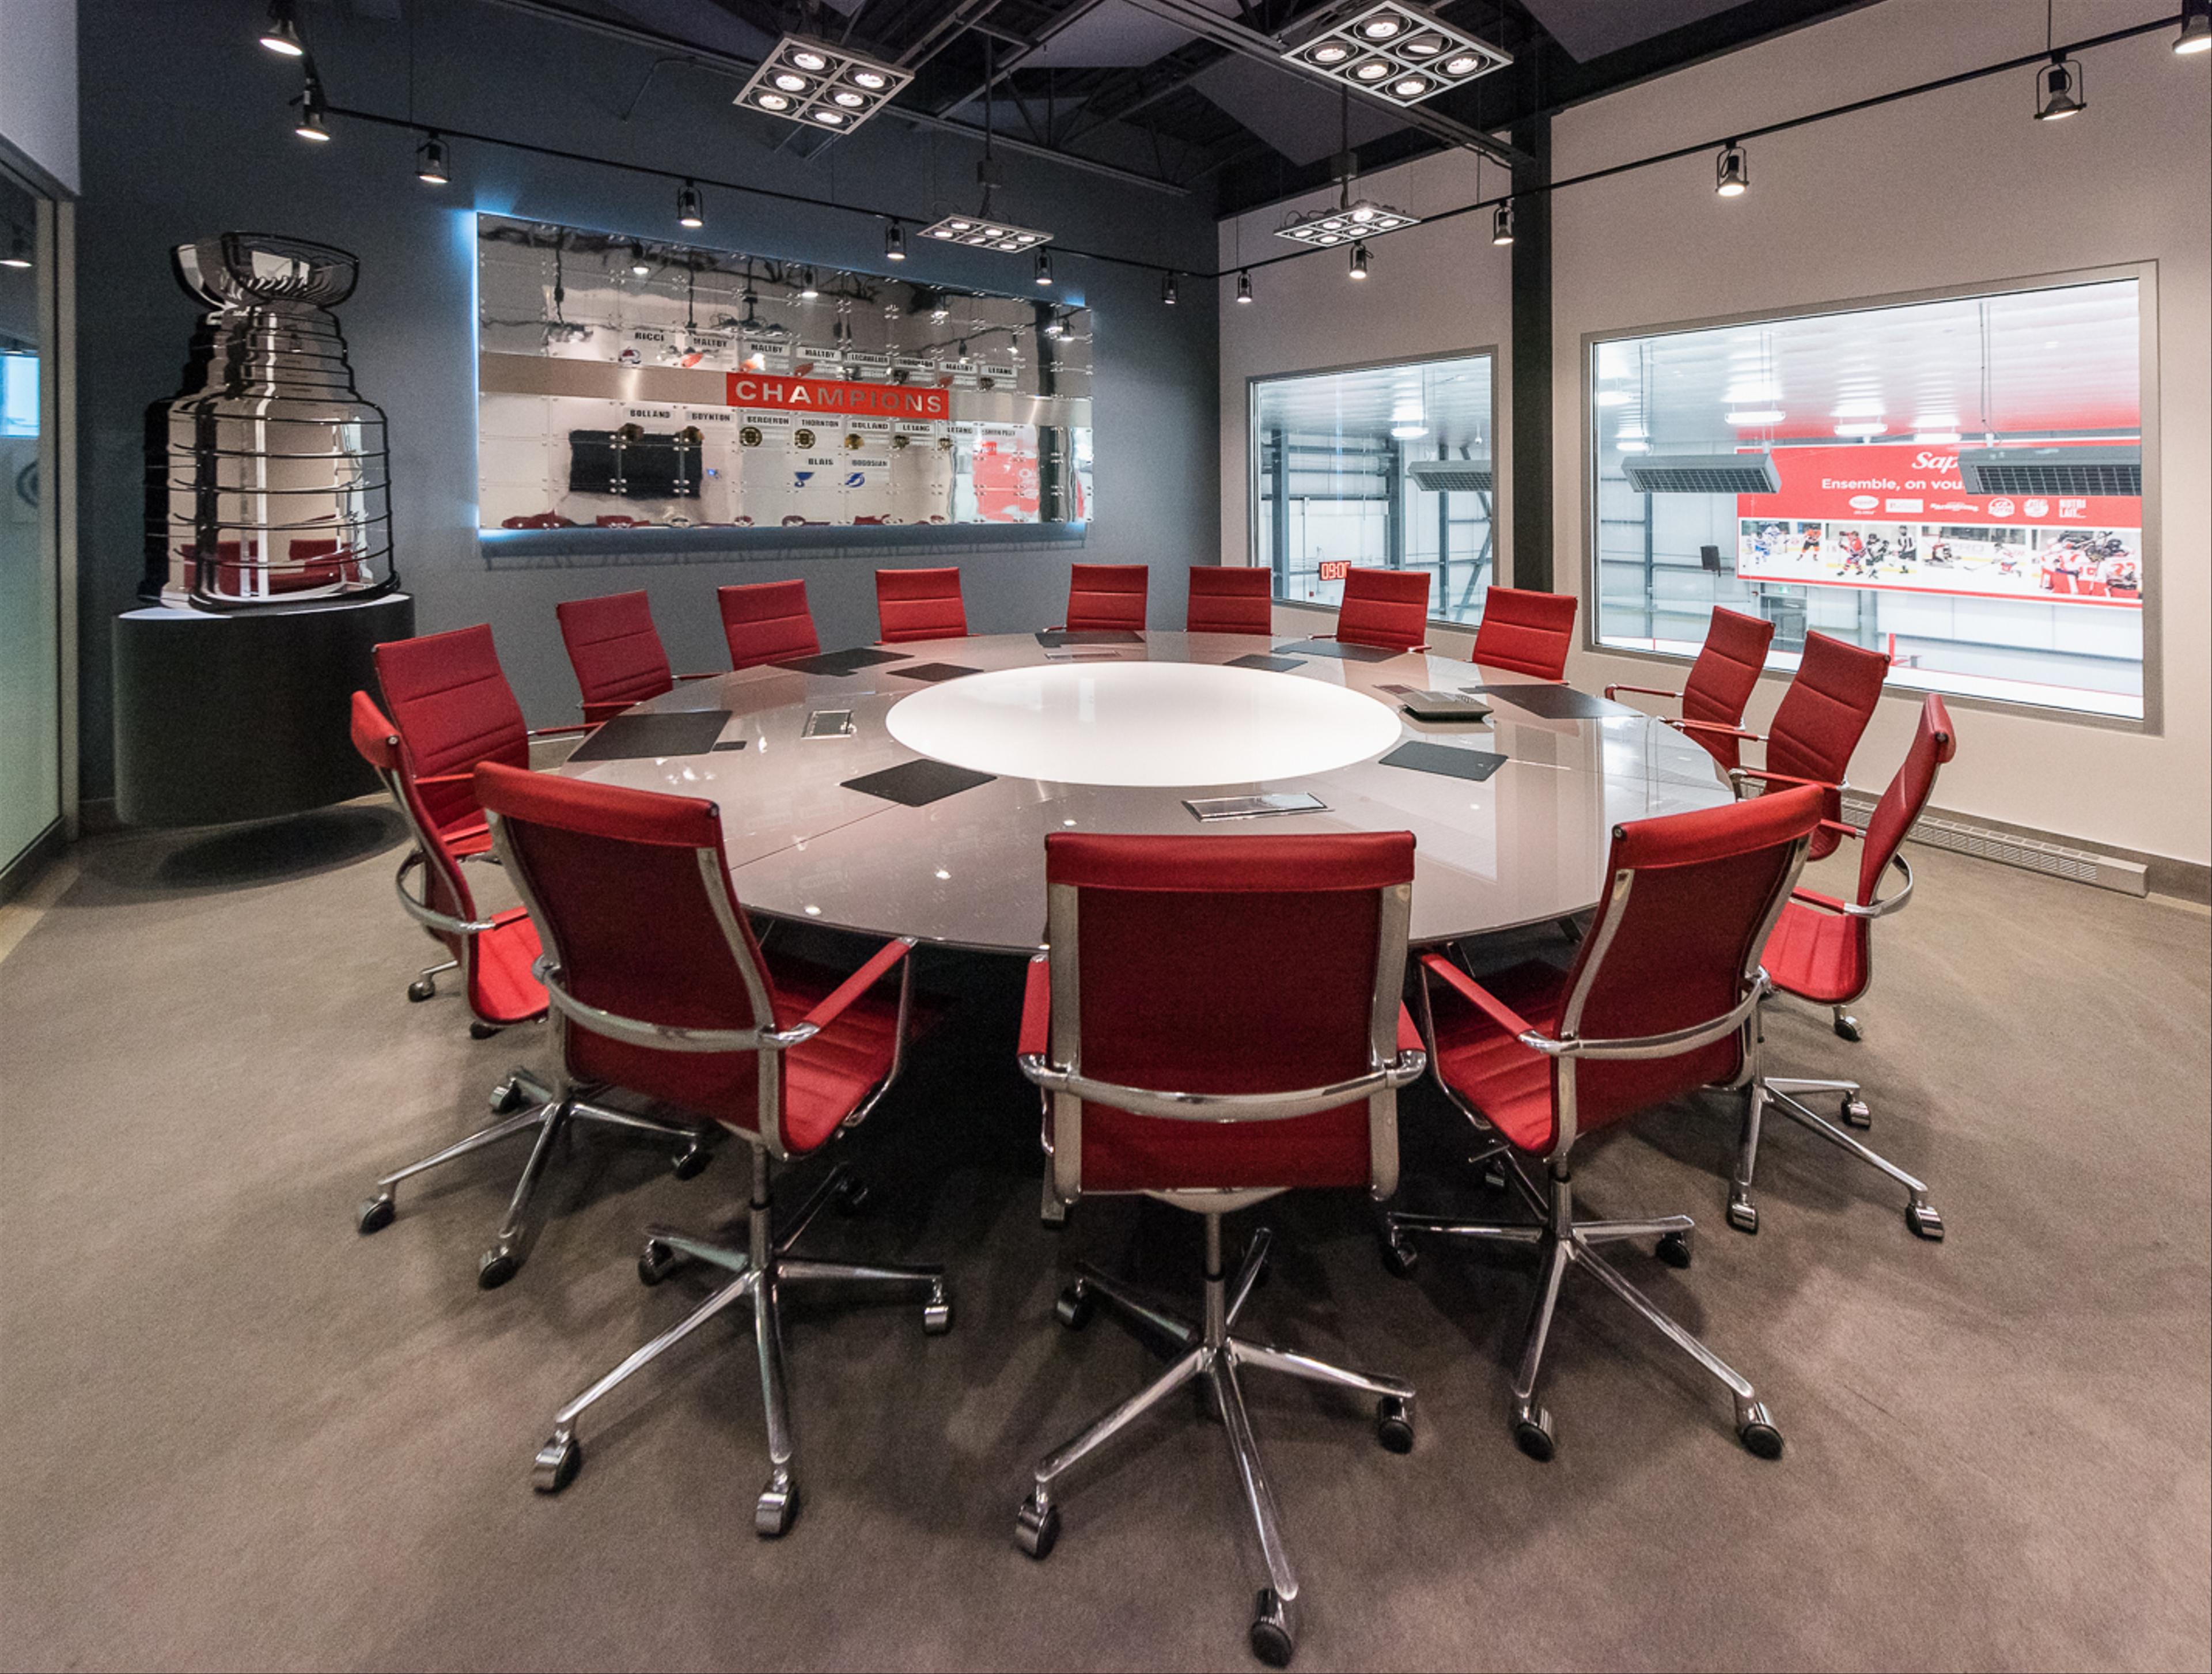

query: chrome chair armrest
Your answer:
[1016,1056,1413,1122]
[1522,982,1766,1061]
[393,850,504,937]
[531,956,803,1052]
[1846,852,1915,919]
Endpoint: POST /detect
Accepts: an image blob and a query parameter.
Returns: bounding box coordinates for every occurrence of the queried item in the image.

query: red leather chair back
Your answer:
[718,579,820,670]
[876,567,968,643]
[1542,786,1823,1151]
[1469,586,1578,679]
[1043,831,1413,1196]
[1676,607,1777,770]
[1063,563,1149,632]
[373,625,529,840]
[1763,630,1888,858]
[1185,566,1273,635]
[1334,568,1430,651]
[475,762,802,1152]
[1855,694,1954,909]
[556,591,675,723]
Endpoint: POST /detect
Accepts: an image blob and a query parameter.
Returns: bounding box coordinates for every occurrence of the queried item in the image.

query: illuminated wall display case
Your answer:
[475,214,1093,533]
[1589,276,2147,721]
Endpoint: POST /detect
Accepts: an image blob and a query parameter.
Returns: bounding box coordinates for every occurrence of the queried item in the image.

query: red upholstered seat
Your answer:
[1334,568,1431,651]
[1753,630,1889,860]
[374,624,532,846]
[876,567,968,643]
[1021,831,1420,1198]
[473,762,915,1156]
[1469,586,1578,680]
[1184,565,1273,635]
[719,579,821,670]
[557,590,680,723]
[1062,563,1149,632]
[1607,607,1777,771]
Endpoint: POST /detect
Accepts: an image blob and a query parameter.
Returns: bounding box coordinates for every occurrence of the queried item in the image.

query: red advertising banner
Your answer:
[1736,443,2137,527]
[724,373,951,421]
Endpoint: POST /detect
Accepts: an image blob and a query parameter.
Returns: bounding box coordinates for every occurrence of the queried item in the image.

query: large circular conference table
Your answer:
[556,629,1738,953]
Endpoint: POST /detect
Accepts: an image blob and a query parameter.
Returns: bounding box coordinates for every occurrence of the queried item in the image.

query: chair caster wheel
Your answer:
[532,1429,581,1493]
[488,1077,531,1115]
[1380,1231,1420,1279]
[638,1238,678,1286]
[1833,1013,1862,1043]
[407,976,436,1002]
[1736,1400,1783,1459]
[755,1478,798,1538]
[1014,1491,1059,1559]
[356,1193,396,1235]
[478,1245,521,1289]
[834,1175,872,1216]
[1249,1588,1296,1668]
[1657,1230,1692,1269]
[1843,1096,1872,1128]
[922,1286,953,1335]
[1054,1282,1094,1330]
[1512,1402,1555,1463]
[1726,1196,1759,1235]
[1376,1395,1415,1454]
[671,1140,710,1181]
[468,1022,503,1041]
[1907,1199,1945,1241]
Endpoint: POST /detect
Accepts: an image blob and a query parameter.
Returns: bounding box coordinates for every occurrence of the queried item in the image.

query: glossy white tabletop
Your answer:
[558,630,1737,954]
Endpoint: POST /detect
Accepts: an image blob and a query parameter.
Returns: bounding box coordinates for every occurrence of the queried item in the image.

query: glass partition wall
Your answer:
[1590,278,2146,720]
[1252,352,1495,625]
[0,166,62,892]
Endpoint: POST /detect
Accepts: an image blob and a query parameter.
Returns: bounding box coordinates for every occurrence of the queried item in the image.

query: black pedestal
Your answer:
[114,593,415,828]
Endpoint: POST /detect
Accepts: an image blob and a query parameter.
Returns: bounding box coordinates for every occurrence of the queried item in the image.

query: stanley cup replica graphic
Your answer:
[143,232,396,610]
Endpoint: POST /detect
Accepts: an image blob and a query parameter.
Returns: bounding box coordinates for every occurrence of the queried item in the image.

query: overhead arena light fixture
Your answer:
[1959,444,2141,496]
[1622,452,1780,494]
[734,33,912,132]
[1407,457,1494,493]
[918,158,1055,254]
[1281,2,1510,105]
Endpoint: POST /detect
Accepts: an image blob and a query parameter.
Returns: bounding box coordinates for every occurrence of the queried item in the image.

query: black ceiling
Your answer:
[562,0,1876,214]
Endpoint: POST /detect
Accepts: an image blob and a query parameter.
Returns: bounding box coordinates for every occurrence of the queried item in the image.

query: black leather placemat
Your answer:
[1275,638,1401,662]
[1379,740,1508,782]
[842,759,997,806]
[1037,629,1143,646]
[567,710,730,762]
[1465,684,1634,721]
[1226,653,1305,672]
[889,662,982,683]
[774,647,910,676]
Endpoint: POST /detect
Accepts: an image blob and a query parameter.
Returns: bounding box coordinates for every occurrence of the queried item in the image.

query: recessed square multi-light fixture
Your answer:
[734,34,912,132]
[1273,200,1419,247]
[914,214,1055,253]
[1281,2,1511,105]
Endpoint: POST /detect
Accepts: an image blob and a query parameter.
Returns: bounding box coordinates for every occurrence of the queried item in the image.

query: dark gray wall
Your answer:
[76,0,1220,801]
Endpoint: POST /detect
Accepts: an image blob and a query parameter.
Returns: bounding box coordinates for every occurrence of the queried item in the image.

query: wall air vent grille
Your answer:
[1622,452,1778,494]
[1840,795,2148,897]
[1406,459,1493,493]
[1957,446,2142,497]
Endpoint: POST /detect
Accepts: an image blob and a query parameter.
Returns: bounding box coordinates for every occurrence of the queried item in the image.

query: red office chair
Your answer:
[718,578,822,670]
[876,566,969,643]
[1727,695,1956,1240]
[478,763,949,1529]
[556,590,716,723]
[1057,563,1148,632]
[350,694,707,1286]
[1384,786,1825,1465]
[372,624,586,1003]
[1331,567,1430,652]
[1013,831,1425,1667]
[1469,586,1578,679]
[1729,630,1889,870]
[1185,565,1274,635]
[1605,605,1777,770]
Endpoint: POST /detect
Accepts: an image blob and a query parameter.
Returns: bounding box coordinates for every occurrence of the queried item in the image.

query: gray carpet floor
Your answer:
[1,807,2206,1672]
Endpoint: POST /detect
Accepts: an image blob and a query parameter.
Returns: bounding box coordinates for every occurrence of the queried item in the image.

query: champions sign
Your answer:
[724,373,952,421]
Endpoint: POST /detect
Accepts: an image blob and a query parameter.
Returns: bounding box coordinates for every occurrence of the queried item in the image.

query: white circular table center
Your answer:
[884,661,1404,788]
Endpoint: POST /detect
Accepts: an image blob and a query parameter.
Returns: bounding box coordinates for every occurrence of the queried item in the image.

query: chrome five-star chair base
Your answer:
[1014,1215,1415,1669]
[1732,1072,1943,1240]
[531,1149,950,1536]
[355,1066,714,1288]
[1384,1166,1782,1464]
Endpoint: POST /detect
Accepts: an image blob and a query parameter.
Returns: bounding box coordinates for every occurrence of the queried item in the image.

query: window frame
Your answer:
[1247,342,1502,631]
[1577,262,2163,735]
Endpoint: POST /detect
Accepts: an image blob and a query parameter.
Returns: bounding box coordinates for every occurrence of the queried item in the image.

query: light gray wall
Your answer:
[75,0,1219,801]
[0,0,79,194]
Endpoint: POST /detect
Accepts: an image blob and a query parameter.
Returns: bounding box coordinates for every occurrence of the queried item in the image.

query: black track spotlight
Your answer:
[1491,200,1514,245]
[0,225,30,270]
[293,69,331,142]
[416,132,450,184]
[1236,270,1253,304]
[1161,271,1179,305]
[1034,249,1054,286]
[1715,141,1749,196]
[798,266,820,300]
[259,0,305,56]
[628,240,652,278]
[676,181,704,228]
[2179,0,2212,54]
[2035,54,2086,119]
[884,221,907,262]
[1349,240,1370,279]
